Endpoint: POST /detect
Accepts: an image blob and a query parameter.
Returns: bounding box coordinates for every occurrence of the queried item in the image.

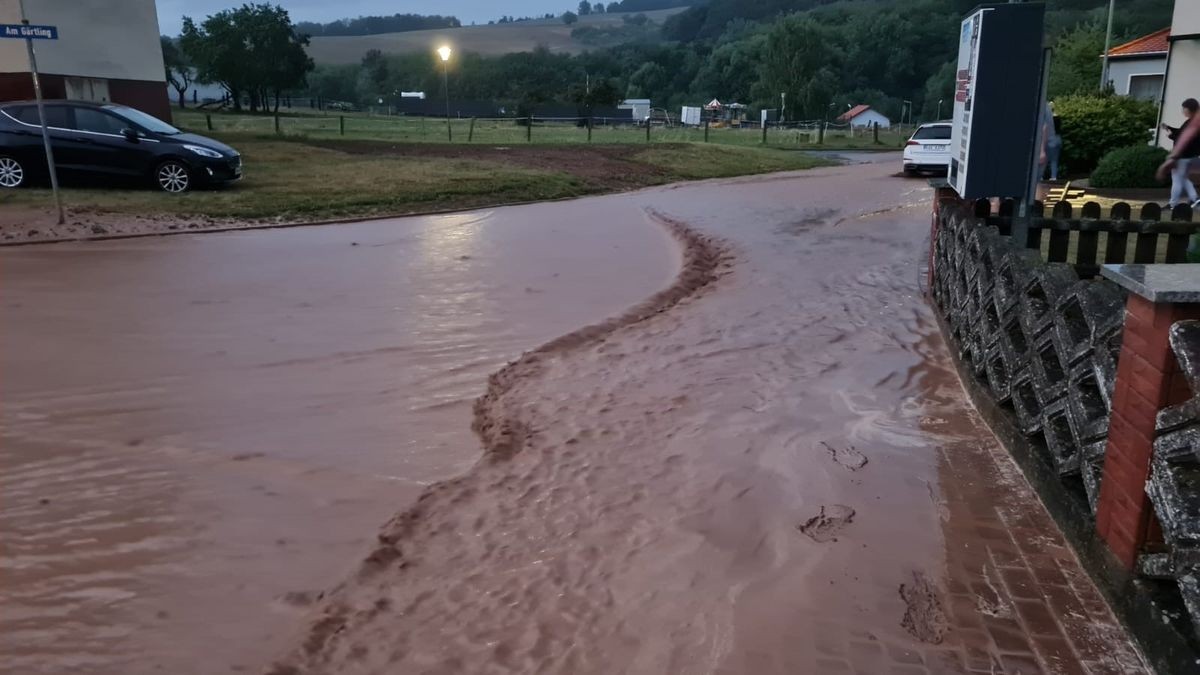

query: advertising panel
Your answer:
[946,3,1045,200]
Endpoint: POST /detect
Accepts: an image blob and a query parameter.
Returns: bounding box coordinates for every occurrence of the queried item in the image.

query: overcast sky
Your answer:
[155,1,575,35]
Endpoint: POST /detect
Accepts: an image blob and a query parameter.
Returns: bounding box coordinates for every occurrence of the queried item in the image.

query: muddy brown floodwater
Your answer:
[0,208,677,674]
[3,155,1148,675]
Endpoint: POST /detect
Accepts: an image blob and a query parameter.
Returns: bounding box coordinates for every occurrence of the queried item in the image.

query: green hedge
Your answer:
[1055,94,1157,176]
[1090,144,1168,189]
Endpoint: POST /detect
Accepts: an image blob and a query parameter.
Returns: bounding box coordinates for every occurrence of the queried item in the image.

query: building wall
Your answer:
[1173,0,1200,35]
[1106,56,1165,98]
[850,109,891,128]
[0,0,164,82]
[1159,38,1200,149]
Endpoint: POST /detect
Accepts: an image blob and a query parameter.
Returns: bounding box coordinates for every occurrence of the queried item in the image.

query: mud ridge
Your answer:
[265,208,730,674]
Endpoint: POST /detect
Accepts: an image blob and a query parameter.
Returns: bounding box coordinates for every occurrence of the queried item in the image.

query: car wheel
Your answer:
[155,160,191,193]
[0,155,26,188]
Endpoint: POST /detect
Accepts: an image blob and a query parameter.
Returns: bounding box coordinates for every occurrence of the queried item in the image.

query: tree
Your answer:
[361,49,389,93]
[1047,21,1106,98]
[562,11,578,25]
[594,2,606,13]
[180,3,314,112]
[578,1,592,16]
[161,36,192,108]
[919,60,955,120]
[607,2,621,13]
[755,15,839,119]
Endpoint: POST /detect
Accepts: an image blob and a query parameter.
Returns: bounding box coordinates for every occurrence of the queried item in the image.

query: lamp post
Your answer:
[936,98,943,121]
[437,45,452,142]
[1100,0,1116,91]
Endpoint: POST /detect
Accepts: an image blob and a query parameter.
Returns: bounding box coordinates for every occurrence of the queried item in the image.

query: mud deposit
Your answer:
[3,157,1148,674]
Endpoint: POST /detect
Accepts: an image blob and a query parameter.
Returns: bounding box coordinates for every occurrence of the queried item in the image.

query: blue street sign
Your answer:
[0,24,58,40]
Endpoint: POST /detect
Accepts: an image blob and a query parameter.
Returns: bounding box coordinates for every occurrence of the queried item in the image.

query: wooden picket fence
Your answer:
[972,198,1199,278]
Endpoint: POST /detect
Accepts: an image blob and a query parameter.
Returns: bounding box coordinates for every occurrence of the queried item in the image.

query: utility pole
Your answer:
[1100,0,1116,91]
[18,0,62,224]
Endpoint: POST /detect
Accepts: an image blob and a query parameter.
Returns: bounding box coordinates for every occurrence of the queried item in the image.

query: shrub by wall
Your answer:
[1054,94,1158,176]
[1089,144,1168,189]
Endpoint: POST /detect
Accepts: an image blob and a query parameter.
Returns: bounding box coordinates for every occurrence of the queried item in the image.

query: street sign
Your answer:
[3,12,64,224]
[0,24,57,39]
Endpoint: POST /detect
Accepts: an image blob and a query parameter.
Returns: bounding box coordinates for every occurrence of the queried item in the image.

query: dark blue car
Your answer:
[0,100,241,193]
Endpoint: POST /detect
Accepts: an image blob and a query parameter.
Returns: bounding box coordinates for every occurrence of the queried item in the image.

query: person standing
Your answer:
[1159,103,1200,261]
[1161,98,1200,209]
[1040,101,1062,181]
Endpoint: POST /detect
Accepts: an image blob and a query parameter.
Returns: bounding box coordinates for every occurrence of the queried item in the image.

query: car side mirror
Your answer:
[121,128,139,143]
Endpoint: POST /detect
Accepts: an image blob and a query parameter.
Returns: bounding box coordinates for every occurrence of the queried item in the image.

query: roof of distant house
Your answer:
[837,104,873,123]
[1106,28,1169,58]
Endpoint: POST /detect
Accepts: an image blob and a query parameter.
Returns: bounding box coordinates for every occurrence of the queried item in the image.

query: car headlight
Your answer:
[183,144,223,159]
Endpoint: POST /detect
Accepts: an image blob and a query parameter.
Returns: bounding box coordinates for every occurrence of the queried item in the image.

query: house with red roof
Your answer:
[835,104,891,129]
[1103,28,1168,101]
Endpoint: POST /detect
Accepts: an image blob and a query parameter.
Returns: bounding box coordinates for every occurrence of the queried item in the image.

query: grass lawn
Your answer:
[0,133,834,234]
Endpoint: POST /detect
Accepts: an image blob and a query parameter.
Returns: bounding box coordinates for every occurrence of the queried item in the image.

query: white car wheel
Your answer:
[0,155,25,188]
[156,160,191,193]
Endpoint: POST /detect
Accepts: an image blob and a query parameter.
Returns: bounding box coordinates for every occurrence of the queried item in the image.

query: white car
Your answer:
[902,122,952,175]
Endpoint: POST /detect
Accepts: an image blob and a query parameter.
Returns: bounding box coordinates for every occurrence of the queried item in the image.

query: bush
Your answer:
[1055,94,1157,175]
[1090,144,1168,188]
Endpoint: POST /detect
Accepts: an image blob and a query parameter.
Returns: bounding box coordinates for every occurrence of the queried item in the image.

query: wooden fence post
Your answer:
[587,117,592,143]
[274,114,280,134]
[645,121,650,143]
[468,117,476,142]
[205,114,212,131]
[704,118,709,143]
[527,117,532,142]
[761,121,768,145]
[339,115,345,136]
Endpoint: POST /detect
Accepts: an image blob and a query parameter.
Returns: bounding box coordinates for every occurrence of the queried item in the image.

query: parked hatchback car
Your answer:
[902,122,952,176]
[0,100,241,193]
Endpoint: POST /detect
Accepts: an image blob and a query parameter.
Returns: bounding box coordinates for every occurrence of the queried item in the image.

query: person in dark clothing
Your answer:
[1160,98,1200,208]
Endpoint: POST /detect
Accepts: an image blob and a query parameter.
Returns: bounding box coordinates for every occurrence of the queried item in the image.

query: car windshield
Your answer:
[104,105,180,134]
[913,125,952,140]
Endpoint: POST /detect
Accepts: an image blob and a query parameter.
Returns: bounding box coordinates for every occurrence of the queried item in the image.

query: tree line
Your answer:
[294,14,461,37]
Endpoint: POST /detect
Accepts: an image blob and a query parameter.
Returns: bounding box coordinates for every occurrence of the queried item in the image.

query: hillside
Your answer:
[307,8,687,64]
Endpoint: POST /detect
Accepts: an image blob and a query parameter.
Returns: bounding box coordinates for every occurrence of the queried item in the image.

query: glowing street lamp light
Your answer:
[437,45,452,142]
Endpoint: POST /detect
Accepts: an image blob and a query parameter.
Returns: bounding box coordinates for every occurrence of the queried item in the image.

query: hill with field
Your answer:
[306,8,686,64]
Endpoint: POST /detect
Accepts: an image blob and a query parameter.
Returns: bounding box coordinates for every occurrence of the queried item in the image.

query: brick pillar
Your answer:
[1095,294,1200,569]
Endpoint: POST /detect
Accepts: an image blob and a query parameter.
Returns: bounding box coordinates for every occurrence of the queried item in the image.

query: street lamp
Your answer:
[1100,0,1115,91]
[937,98,943,120]
[437,45,452,142]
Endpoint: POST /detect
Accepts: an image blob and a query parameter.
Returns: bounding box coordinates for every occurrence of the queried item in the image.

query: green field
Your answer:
[173,109,909,150]
[1,133,834,229]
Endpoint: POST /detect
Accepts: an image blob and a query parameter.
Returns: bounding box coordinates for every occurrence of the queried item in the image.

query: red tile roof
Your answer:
[837,104,871,123]
[1107,28,1169,58]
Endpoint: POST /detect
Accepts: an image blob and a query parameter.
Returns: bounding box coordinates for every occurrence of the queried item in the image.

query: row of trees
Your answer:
[294,14,460,37]
[166,3,314,112]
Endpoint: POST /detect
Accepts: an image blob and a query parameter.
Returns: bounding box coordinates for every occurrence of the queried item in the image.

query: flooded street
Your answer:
[0,209,677,674]
[3,156,1145,674]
